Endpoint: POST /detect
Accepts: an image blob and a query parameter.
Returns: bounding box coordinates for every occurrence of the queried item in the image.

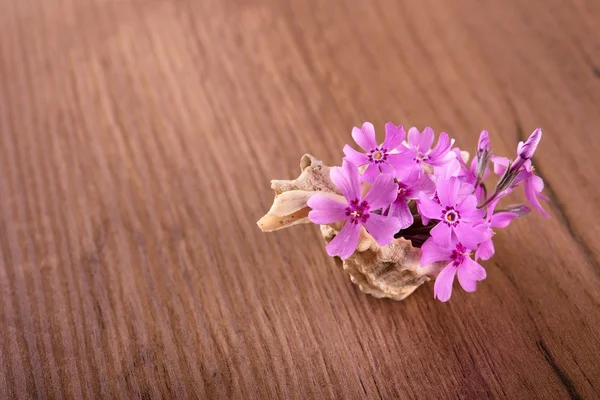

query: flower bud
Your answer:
[504,204,531,217]
[475,130,491,184]
[477,130,490,156]
[517,128,542,160]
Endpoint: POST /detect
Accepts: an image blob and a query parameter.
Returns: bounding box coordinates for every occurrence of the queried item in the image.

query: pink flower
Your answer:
[387,169,436,229]
[420,162,474,226]
[307,160,401,260]
[343,122,406,181]
[477,130,491,154]
[421,239,487,302]
[418,177,487,249]
[518,128,542,160]
[393,127,456,172]
[475,197,523,261]
[492,157,549,218]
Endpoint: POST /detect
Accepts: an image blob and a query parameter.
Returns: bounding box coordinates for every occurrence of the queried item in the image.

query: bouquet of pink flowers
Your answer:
[258,123,549,302]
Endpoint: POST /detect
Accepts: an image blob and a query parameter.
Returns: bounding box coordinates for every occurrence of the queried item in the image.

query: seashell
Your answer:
[258,154,443,301]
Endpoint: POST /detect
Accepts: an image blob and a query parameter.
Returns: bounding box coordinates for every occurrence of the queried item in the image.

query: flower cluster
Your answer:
[308,123,549,302]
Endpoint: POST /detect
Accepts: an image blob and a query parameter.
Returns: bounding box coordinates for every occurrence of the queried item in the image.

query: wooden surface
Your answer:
[1,0,599,398]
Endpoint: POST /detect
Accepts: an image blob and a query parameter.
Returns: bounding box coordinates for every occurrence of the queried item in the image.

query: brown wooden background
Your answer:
[1,0,600,398]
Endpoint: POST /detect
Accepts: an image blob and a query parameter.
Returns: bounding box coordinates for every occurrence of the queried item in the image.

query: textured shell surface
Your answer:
[258,155,443,300]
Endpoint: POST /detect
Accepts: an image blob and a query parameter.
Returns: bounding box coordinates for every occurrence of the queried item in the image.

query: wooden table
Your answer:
[1,0,599,398]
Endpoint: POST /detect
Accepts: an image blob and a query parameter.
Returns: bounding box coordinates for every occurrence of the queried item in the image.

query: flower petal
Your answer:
[407,127,421,148]
[361,163,381,182]
[491,156,510,176]
[417,192,443,220]
[434,159,461,179]
[431,222,454,248]
[408,174,436,199]
[325,221,361,260]
[457,257,487,292]
[457,195,485,221]
[454,222,486,250]
[383,123,405,150]
[363,213,401,246]
[475,185,486,204]
[388,200,414,229]
[524,175,550,218]
[490,212,519,228]
[437,177,459,207]
[530,174,545,193]
[428,132,452,160]
[352,122,378,152]
[427,151,456,167]
[379,162,396,175]
[330,160,361,201]
[387,148,415,165]
[343,145,368,167]
[475,239,495,261]
[419,126,435,151]
[434,263,457,302]
[363,174,398,210]
[421,238,452,266]
[307,195,348,224]
[518,128,542,160]
[457,182,476,202]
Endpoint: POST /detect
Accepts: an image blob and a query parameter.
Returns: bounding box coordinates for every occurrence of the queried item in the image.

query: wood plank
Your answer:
[0,0,599,398]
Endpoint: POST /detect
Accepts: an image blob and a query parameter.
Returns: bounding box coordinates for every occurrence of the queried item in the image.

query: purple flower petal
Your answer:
[406,174,436,199]
[325,221,361,260]
[434,159,461,179]
[343,145,369,167]
[434,263,457,302]
[407,127,421,148]
[454,222,486,250]
[361,163,381,182]
[457,195,485,221]
[396,165,421,185]
[383,123,405,150]
[419,127,435,151]
[378,162,396,175]
[478,130,490,153]
[330,160,361,201]
[427,151,456,167]
[388,200,414,229]
[363,174,397,210]
[524,175,550,218]
[428,132,452,161]
[491,156,510,176]
[363,213,401,246]
[475,185,486,204]
[307,195,349,224]
[530,173,545,192]
[475,239,495,261]
[457,181,476,202]
[518,128,542,160]
[352,122,378,152]
[417,192,443,220]
[490,212,519,228]
[387,150,418,170]
[459,256,487,283]
[458,257,486,292]
[437,177,460,207]
[431,222,454,248]
[421,238,452,266]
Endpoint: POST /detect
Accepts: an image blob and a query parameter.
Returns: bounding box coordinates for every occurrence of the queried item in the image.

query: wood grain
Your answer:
[1,0,599,398]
